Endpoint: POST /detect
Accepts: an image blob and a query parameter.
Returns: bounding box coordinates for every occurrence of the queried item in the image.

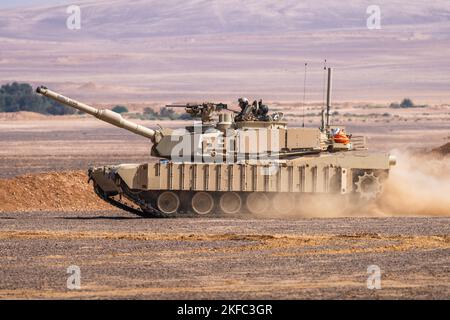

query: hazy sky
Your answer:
[0,0,68,8]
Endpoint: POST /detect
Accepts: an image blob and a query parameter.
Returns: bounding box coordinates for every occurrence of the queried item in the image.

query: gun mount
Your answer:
[166,102,232,123]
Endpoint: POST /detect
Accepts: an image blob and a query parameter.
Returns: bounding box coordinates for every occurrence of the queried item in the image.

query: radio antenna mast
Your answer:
[326,67,332,129]
[320,59,327,131]
[322,59,327,109]
[302,62,308,128]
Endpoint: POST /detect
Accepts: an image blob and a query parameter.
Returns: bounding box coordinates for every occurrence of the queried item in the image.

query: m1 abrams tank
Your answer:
[36,68,396,217]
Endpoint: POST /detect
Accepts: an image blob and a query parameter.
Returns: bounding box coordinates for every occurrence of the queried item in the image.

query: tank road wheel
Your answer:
[246,193,270,214]
[355,172,383,200]
[272,193,295,215]
[219,192,242,214]
[156,191,180,214]
[191,192,215,215]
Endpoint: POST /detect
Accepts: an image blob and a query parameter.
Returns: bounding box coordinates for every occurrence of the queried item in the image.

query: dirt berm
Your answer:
[431,142,450,156]
[0,171,115,212]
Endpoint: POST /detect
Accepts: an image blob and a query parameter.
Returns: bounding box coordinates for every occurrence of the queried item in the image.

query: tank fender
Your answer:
[88,166,121,195]
[116,163,149,190]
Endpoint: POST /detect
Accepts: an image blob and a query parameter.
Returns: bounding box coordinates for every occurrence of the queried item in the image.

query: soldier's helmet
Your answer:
[258,104,269,116]
[238,97,249,109]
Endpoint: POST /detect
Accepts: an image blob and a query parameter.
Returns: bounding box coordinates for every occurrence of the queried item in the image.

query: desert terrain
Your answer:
[0,212,448,299]
[0,106,449,299]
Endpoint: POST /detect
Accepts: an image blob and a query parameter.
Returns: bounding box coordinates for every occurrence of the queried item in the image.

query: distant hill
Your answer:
[432,142,450,156]
[2,0,450,39]
[0,0,449,103]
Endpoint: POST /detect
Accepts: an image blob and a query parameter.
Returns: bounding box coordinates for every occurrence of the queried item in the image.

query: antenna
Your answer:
[302,62,307,128]
[326,67,332,129]
[320,59,327,131]
[322,59,327,110]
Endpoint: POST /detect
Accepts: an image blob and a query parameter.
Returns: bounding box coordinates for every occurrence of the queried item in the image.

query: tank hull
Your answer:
[89,151,393,216]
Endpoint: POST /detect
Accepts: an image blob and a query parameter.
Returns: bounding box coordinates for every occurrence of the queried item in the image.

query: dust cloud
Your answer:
[255,150,450,218]
[375,151,450,216]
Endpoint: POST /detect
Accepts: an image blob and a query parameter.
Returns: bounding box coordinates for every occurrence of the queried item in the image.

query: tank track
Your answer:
[91,171,384,218]
[93,183,206,218]
[90,171,216,218]
[93,183,168,218]
[94,187,146,217]
[92,183,363,219]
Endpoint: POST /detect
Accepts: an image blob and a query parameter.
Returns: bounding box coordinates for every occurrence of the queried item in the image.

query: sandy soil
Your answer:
[0,211,448,299]
[0,171,113,212]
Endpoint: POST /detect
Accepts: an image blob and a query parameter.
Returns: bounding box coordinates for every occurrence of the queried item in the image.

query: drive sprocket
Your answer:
[355,172,383,200]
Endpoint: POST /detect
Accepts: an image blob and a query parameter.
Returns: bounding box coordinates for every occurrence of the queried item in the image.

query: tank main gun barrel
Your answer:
[36,86,156,141]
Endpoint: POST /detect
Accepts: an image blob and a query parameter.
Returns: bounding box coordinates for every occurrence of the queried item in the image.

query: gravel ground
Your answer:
[0,211,448,299]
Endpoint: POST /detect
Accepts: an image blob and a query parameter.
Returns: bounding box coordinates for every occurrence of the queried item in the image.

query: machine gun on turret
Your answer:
[166,102,235,123]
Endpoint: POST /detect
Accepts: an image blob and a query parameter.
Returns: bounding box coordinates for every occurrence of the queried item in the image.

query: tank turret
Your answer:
[36,86,327,160]
[36,83,368,161]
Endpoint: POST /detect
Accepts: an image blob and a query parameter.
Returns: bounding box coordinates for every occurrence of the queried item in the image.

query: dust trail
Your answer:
[255,150,450,218]
[375,151,450,216]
